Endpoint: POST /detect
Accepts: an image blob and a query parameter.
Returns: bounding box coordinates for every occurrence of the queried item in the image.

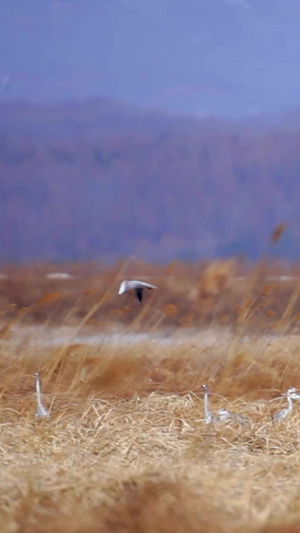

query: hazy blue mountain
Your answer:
[0,99,299,262]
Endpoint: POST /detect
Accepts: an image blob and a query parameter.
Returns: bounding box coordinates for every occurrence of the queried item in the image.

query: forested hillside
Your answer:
[0,99,299,261]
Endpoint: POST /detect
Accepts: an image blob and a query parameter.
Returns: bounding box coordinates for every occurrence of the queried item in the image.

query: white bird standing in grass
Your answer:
[202,385,249,425]
[202,384,219,424]
[118,280,157,304]
[34,372,50,419]
[272,387,300,422]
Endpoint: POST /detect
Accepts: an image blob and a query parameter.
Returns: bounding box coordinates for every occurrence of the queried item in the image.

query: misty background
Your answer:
[1,0,300,261]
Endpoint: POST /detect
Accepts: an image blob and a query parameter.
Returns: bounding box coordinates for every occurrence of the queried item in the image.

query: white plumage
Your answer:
[202,385,249,424]
[34,372,50,419]
[217,408,249,425]
[272,387,300,422]
[287,387,300,401]
[202,384,219,424]
[118,280,157,304]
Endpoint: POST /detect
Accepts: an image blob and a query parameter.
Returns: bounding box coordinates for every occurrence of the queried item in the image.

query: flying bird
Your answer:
[118,280,157,304]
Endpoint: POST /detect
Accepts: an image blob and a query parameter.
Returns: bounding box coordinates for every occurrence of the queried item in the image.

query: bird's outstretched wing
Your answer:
[135,287,143,303]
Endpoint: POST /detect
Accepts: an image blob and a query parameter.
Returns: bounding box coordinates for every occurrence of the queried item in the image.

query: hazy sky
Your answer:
[2,0,300,117]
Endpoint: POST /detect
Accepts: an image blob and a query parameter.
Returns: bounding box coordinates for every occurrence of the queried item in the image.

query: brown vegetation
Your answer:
[1,259,300,530]
[0,258,300,334]
[2,328,300,531]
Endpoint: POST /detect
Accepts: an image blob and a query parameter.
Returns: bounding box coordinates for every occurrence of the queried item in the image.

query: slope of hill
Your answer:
[0,99,299,261]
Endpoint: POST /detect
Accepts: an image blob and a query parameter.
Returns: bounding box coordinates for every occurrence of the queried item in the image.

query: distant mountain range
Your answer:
[0,98,299,261]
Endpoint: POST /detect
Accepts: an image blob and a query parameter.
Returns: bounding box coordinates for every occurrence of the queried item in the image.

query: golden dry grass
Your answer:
[1,259,300,531]
[1,331,300,532]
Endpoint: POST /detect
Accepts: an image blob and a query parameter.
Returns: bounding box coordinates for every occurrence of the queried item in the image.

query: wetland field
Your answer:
[1,258,300,532]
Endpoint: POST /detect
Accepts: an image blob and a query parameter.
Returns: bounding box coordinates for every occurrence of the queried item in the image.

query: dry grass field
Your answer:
[2,257,300,531]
